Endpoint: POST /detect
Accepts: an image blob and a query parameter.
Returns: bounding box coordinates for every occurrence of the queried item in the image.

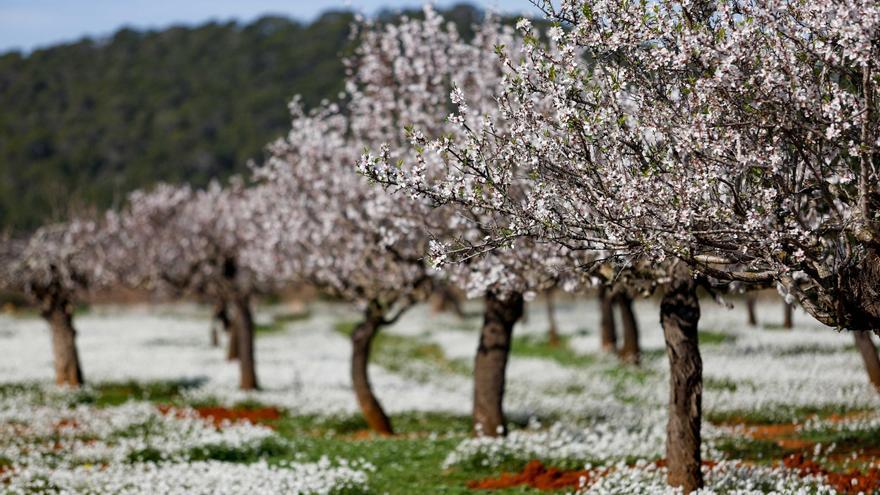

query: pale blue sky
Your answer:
[0,0,542,53]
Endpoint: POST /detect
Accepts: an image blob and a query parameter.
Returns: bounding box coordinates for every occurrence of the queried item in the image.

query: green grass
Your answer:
[706,404,870,426]
[255,310,312,335]
[165,410,548,494]
[270,414,546,495]
[272,411,472,438]
[288,435,545,494]
[510,335,595,368]
[334,320,471,380]
[699,330,735,345]
[713,437,789,462]
[89,379,206,407]
[797,422,880,450]
[704,377,740,392]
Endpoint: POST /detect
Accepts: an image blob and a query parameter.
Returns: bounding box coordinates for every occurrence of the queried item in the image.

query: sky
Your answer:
[0,0,543,53]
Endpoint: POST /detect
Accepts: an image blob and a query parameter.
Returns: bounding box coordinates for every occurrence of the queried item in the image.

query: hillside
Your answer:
[0,4,484,232]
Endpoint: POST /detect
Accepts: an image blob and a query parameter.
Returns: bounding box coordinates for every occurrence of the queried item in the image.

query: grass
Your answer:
[713,436,789,462]
[90,379,205,406]
[334,320,471,380]
[266,412,548,494]
[706,404,870,426]
[711,414,880,473]
[699,330,735,345]
[510,334,595,368]
[255,310,312,335]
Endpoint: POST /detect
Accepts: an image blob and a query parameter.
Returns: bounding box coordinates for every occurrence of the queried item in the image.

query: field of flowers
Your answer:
[1,296,878,494]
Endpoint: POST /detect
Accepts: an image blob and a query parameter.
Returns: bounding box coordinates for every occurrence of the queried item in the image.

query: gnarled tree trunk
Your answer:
[746,295,758,327]
[660,270,703,493]
[546,291,560,347]
[228,294,258,390]
[617,294,640,365]
[854,331,880,392]
[351,301,393,435]
[42,296,84,387]
[473,291,523,437]
[599,286,617,352]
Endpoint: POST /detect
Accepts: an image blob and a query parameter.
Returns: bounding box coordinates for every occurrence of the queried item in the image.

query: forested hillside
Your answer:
[0,4,483,232]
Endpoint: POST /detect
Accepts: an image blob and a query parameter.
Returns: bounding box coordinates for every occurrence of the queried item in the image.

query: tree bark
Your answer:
[854,331,880,392]
[43,297,84,387]
[430,284,465,317]
[228,294,258,390]
[226,324,239,360]
[599,286,617,352]
[210,322,220,348]
[617,294,640,365]
[211,300,228,348]
[546,292,560,347]
[783,303,793,329]
[660,271,703,492]
[225,296,239,360]
[351,301,393,435]
[746,295,758,327]
[473,292,523,437]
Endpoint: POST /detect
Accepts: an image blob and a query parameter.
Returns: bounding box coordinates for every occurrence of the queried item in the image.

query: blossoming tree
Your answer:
[258,8,587,436]
[113,181,275,390]
[0,220,111,386]
[362,0,879,490]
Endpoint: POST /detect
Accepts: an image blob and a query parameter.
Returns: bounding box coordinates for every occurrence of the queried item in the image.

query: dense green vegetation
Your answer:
[0,4,486,232]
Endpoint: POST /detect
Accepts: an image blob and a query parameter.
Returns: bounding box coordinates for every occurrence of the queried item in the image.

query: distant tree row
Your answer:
[0,4,485,232]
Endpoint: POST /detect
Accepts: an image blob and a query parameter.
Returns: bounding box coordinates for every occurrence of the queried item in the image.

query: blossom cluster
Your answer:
[362,0,880,330]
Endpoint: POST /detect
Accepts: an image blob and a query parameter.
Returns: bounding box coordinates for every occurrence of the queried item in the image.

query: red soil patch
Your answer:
[738,424,813,450]
[157,405,281,428]
[718,417,880,493]
[785,453,880,494]
[467,460,596,491]
[55,418,79,431]
[743,423,797,440]
[347,429,380,440]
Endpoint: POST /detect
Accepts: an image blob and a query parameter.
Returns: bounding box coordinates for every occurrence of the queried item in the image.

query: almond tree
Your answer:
[350,8,595,436]
[254,99,435,435]
[363,0,879,490]
[0,220,112,386]
[113,181,276,390]
[256,8,584,436]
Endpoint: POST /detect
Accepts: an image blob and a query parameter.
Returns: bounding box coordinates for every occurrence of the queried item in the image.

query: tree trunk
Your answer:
[226,324,239,360]
[43,298,84,387]
[854,331,880,392]
[211,300,228,348]
[351,301,393,435]
[660,271,703,492]
[546,292,560,347]
[746,295,758,327]
[431,284,465,317]
[473,292,523,437]
[210,322,220,347]
[618,294,640,365]
[228,295,258,390]
[599,286,617,352]
[225,296,239,360]
[783,303,794,329]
